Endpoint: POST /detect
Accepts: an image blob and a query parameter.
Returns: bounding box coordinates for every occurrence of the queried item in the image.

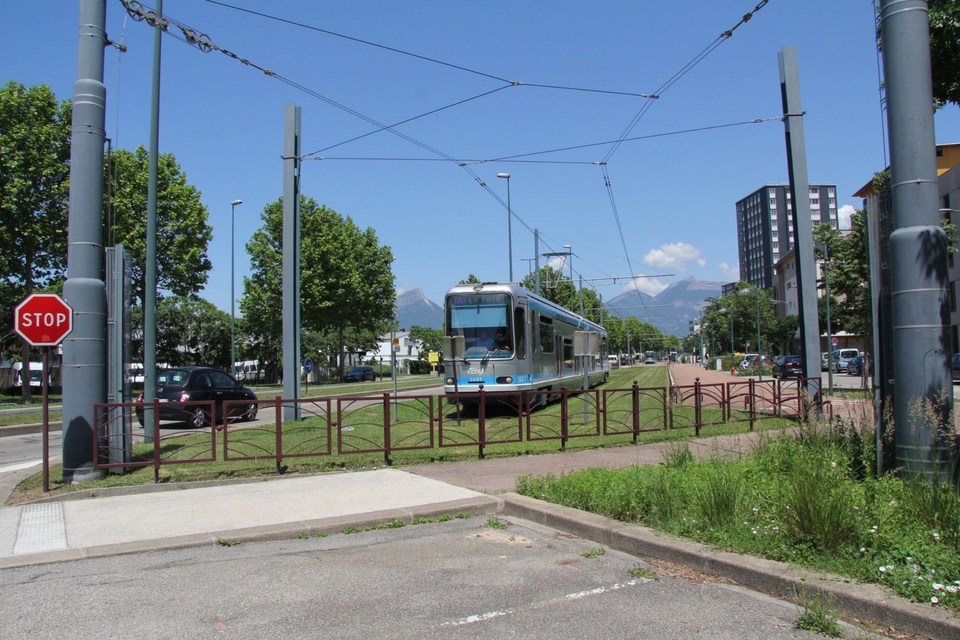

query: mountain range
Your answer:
[395,277,725,337]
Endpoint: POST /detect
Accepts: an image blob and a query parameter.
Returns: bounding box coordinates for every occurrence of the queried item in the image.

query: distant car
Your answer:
[847,355,873,377]
[820,352,830,371]
[953,353,960,383]
[772,356,804,379]
[343,366,376,382]
[136,367,258,428]
[833,348,860,373]
[740,354,759,370]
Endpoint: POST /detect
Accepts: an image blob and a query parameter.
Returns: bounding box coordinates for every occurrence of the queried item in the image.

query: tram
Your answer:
[442,282,611,403]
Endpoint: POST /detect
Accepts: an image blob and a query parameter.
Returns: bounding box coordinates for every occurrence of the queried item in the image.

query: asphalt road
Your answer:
[0,514,857,639]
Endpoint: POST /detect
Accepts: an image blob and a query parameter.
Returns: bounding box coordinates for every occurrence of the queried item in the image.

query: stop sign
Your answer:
[14,294,74,346]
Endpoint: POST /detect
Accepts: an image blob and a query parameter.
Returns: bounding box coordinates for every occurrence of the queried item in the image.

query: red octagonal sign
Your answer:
[15,294,74,347]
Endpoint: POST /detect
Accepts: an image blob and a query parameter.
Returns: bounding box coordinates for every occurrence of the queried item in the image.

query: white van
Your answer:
[608,355,619,369]
[235,360,261,382]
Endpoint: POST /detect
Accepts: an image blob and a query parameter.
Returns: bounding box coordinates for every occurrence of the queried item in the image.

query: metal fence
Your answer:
[93,377,827,481]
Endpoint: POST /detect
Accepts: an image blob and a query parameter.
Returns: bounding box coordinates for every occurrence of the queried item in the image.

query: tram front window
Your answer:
[447,293,513,358]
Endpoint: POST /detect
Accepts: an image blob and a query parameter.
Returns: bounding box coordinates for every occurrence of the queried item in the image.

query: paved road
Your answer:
[0,514,852,639]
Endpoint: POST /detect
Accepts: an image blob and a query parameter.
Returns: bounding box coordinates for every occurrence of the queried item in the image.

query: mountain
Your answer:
[607,276,724,337]
[395,288,443,330]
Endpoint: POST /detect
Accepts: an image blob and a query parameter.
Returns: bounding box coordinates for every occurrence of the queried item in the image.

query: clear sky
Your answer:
[5,1,960,325]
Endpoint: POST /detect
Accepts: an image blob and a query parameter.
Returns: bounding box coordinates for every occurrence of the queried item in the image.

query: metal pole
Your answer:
[756,291,762,381]
[818,242,834,395]
[880,0,952,480]
[534,229,540,295]
[498,173,512,282]
[230,199,241,378]
[62,0,108,482]
[282,104,301,421]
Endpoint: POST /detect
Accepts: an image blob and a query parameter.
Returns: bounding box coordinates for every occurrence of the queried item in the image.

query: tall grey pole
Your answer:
[498,173,512,282]
[755,291,762,381]
[534,229,540,295]
[817,242,834,395]
[282,104,302,421]
[142,0,164,443]
[880,0,952,480]
[779,47,821,394]
[62,0,108,483]
[230,199,242,378]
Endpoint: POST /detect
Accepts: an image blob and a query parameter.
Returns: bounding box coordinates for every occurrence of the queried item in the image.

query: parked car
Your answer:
[952,353,960,383]
[136,367,258,428]
[820,352,830,371]
[772,356,804,379]
[740,354,759,370]
[832,348,860,373]
[343,365,376,382]
[847,355,873,376]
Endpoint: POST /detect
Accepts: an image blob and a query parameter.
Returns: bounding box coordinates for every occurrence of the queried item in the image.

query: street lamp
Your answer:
[230,199,242,379]
[520,257,535,278]
[719,308,734,362]
[739,287,762,381]
[816,242,834,395]
[497,172,512,282]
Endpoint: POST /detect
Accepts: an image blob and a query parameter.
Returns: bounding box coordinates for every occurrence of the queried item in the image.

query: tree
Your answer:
[0,82,71,401]
[929,0,960,107]
[105,146,213,306]
[242,196,395,379]
[153,295,231,368]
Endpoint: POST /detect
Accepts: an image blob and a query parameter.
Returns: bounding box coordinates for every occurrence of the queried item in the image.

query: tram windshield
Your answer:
[446,293,513,358]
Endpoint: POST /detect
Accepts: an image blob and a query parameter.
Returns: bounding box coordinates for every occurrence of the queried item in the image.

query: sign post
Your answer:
[14,293,74,492]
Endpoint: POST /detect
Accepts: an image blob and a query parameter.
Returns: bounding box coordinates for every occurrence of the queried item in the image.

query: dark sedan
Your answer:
[846,355,873,377]
[136,367,258,428]
[772,356,804,379]
[343,366,376,382]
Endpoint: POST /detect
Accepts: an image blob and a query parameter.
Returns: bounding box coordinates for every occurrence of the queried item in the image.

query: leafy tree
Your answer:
[105,146,213,306]
[459,274,481,285]
[929,0,960,107]
[153,295,231,368]
[0,82,71,400]
[242,196,395,379]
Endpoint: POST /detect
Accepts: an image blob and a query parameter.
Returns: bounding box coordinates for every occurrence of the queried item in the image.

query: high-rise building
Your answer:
[735,184,839,290]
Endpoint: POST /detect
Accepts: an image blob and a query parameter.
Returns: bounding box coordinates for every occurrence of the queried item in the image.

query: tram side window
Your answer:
[514,308,526,359]
[563,338,574,371]
[539,316,554,353]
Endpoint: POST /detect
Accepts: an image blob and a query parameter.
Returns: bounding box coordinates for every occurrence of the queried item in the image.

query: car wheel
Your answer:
[243,403,258,422]
[187,406,208,429]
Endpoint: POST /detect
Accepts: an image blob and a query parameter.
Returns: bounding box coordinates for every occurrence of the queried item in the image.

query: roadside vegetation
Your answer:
[515,403,960,612]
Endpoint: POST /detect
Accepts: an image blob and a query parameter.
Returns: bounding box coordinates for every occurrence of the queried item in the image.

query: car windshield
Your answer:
[347,367,364,374]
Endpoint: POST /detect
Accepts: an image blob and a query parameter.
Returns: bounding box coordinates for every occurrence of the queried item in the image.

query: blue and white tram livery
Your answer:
[443,282,611,402]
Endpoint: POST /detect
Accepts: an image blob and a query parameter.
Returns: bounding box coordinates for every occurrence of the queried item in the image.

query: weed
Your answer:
[661,440,694,468]
[437,514,454,522]
[411,517,435,525]
[580,546,606,559]
[296,532,310,540]
[794,592,843,637]
[485,516,508,529]
[217,538,240,547]
[694,459,743,529]
[387,519,406,529]
[314,532,327,538]
[627,564,658,580]
[455,512,471,520]
[342,526,360,534]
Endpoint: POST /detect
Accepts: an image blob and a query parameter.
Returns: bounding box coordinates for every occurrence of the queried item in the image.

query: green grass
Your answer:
[515,415,960,613]
[580,546,606,558]
[794,592,844,637]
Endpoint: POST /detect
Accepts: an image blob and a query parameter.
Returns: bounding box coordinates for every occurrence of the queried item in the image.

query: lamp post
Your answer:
[520,257,534,276]
[816,242,834,395]
[497,172,512,282]
[739,287,762,380]
[230,199,242,379]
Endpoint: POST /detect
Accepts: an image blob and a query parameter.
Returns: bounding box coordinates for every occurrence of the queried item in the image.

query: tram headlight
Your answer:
[496,376,513,384]
[445,377,454,385]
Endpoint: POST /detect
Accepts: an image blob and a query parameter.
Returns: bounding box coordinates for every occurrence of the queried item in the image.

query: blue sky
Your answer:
[6,1,960,325]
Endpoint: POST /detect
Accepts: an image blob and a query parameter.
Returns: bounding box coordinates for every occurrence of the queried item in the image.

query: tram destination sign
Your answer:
[14,293,74,346]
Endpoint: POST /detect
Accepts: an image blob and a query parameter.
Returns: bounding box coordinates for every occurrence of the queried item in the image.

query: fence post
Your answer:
[632,380,639,444]
[275,398,284,475]
[383,392,392,466]
[561,388,569,452]
[153,398,161,483]
[477,384,486,459]
[748,378,756,432]
[694,377,702,437]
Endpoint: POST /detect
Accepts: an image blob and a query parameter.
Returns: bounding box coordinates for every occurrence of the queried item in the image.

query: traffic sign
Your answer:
[304,358,313,374]
[14,294,74,346]
[831,337,838,345]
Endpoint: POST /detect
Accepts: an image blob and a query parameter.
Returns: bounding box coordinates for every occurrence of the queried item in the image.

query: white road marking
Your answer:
[0,460,43,474]
[441,610,513,626]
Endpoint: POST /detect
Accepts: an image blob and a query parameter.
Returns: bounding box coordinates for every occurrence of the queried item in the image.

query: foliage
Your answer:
[242,196,395,378]
[153,296,231,368]
[929,0,960,108]
[408,325,443,362]
[459,274,481,285]
[813,214,872,340]
[794,592,843,637]
[0,82,71,358]
[105,146,213,306]
[603,315,671,355]
[696,281,789,355]
[516,416,960,611]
